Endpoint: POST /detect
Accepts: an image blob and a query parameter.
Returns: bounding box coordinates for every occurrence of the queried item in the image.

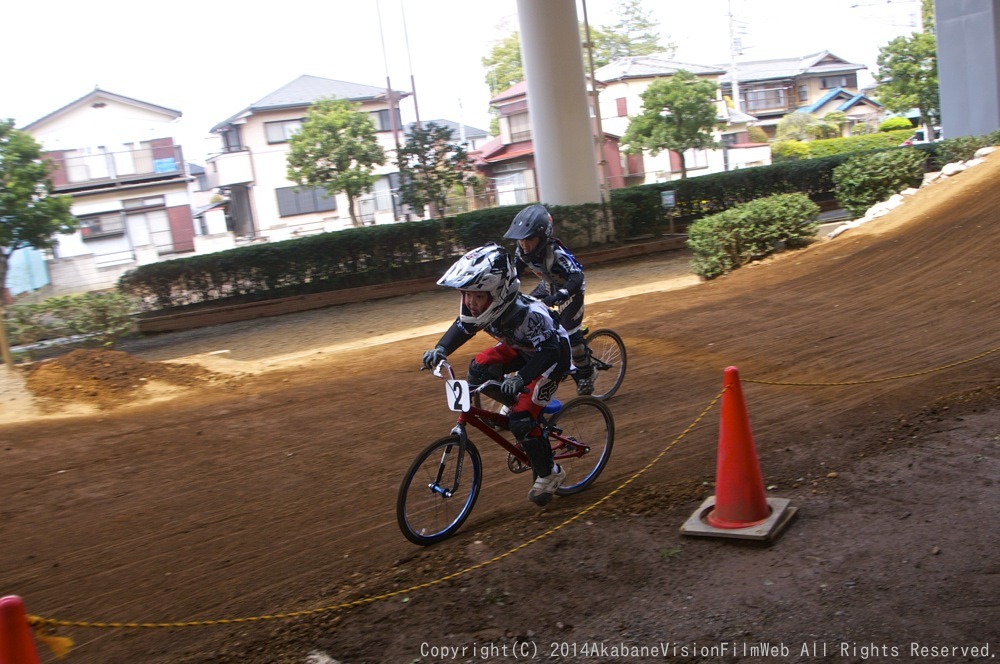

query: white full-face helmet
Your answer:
[437,243,520,327]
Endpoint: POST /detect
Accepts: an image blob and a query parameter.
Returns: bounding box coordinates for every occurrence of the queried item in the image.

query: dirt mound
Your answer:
[22,348,223,409]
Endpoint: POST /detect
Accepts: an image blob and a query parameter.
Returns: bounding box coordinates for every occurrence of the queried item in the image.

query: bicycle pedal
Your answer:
[507,453,530,474]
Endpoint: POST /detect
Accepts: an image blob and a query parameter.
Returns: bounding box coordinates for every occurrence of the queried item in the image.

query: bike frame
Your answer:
[454,403,590,466]
[429,360,590,493]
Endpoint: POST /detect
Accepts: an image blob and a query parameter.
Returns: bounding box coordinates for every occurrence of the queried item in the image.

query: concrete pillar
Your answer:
[936,0,1000,137]
[516,0,601,205]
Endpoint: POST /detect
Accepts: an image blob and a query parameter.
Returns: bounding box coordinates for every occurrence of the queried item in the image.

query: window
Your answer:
[820,74,856,89]
[372,174,397,212]
[123,195,165,211]
[683,148,709,170]
[615,97,628,117]
[509,113,531,142]
[79,211,126,239]
[264,119,303,144]
[369,108,402,132]
[745,87,787,113]
[798,84,808,103]
[275,185,337,217]
[221,127,245,152]
[492,160,526,174]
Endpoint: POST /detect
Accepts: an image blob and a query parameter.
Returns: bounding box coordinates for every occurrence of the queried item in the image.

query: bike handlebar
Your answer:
[430,360,507,395]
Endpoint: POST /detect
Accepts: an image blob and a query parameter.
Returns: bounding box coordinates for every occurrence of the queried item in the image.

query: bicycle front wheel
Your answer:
[397,436,483,545]
[549,397,614,495]
[586,328,627,400]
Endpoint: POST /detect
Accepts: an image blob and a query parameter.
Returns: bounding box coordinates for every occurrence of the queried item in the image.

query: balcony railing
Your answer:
[47,144,185,191]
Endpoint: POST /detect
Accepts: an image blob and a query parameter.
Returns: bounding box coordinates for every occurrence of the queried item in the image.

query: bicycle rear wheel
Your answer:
[397,436,482,545]
[549,397,614,495]
[585,328,627,400]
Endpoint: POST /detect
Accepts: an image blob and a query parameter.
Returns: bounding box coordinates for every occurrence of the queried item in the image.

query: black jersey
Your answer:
[514,239,585,297]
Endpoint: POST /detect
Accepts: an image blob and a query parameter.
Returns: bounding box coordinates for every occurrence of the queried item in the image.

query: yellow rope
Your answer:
[28,389,726,633]
[744,343,1000,387]
[24,341,1000,644]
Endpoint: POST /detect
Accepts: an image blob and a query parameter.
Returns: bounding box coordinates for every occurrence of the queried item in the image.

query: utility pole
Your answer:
[376,0,405,220]
[728,0,741,112]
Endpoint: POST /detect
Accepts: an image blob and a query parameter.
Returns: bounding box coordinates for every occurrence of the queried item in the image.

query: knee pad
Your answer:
[508,411,534,441]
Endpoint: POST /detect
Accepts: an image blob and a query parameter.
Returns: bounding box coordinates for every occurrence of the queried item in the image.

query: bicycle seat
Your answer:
[543,399,563,414]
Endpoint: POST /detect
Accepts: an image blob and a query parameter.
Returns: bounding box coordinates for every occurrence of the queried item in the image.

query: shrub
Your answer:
[931,129,1000,166]
[5,291,139,350]
[806,130,913,159]
[771,140,810,162]
[832,148,928,217]
[687,193,821,280]
[878,116,913,132]
[747,126,769,143]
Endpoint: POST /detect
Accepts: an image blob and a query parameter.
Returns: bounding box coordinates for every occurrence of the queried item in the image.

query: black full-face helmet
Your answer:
[503,204,553,261]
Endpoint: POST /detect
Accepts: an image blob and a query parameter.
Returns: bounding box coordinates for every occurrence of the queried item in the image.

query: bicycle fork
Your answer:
[428,423,468,498]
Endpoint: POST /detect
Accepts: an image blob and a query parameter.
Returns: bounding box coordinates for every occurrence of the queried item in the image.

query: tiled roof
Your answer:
[212,75,409,131]
[251,75,402,111]
[718,51,865,84]
[406,119,489,139]
[23,88,181,130]
[595,53,727,82]
[797,87,882,113]
[490,81,528,104]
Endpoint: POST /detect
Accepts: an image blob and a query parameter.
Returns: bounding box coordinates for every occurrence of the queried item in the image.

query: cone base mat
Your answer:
[680,496,797,541]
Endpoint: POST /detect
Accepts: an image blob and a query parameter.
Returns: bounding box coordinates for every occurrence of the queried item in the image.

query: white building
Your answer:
[206,75,412,241]
[22,89,198,296]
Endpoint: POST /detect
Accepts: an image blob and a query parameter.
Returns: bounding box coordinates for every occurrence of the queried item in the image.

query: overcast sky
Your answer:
[3,0,920,163]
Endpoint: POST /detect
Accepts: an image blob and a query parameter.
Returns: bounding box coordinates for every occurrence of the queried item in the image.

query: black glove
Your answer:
[542,289,570,307]
[422,346,447,369]
[501,373,526,398]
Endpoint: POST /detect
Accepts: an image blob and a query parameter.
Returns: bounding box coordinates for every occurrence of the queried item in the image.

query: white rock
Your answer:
[922,171,943,186]
[965,157,986,168]
[941,162,968,176]
[974,146,997,158]
[900,187,920,197]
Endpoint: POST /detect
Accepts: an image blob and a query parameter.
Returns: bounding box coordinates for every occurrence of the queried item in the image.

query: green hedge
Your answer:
[833,148,929,217]
[119,129,999,314]
[120,205,610,311]
[687,193,821,280]
[608,153,850,239]
[121,158,849,312]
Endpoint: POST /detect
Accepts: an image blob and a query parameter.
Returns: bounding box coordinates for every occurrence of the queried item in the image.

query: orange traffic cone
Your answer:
[680,366,796,541]
[708,365,770,528]
[0,596,41,664]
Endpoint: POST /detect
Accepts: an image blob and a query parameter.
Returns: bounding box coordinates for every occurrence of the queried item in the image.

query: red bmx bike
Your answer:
[396,361,615,545]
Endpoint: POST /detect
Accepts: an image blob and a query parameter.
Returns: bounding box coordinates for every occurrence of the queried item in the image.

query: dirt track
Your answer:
[1,152,998,663]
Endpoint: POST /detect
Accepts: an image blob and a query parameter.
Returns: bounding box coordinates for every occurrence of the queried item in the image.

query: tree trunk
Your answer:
[347,195,361,228]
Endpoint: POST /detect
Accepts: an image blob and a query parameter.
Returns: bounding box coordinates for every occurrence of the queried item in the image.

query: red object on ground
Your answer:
[706,366,772,529]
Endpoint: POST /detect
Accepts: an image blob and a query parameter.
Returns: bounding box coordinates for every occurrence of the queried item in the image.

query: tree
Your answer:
[0,119,76,366]
[286,98,386,228]
[775,112,839,141]
[395,122,475,219]
[875,31,939,131]
[592,0,673,66]
[620,70,720,178]
[482,31,524,98]
[481,0,674,95]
